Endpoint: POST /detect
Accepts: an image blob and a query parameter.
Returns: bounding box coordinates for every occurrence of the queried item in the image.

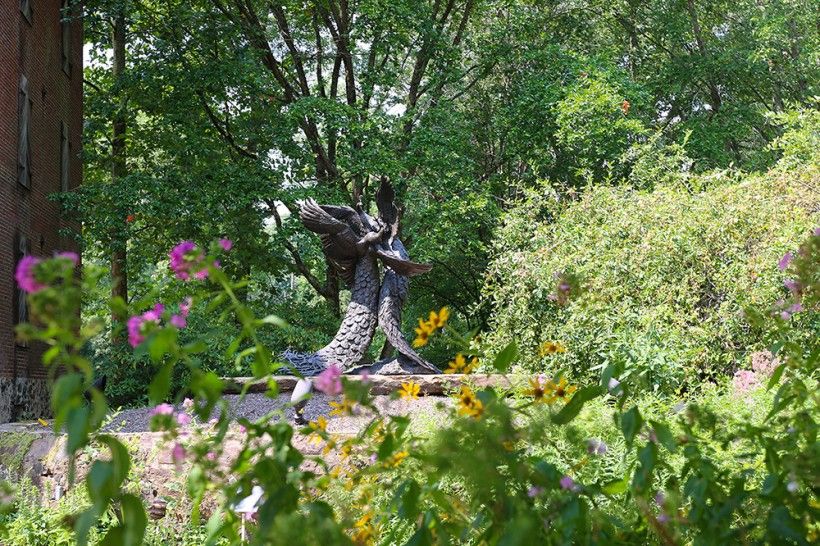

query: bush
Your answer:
[483,165,819,393]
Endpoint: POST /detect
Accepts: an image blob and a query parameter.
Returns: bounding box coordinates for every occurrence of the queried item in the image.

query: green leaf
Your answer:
[601,478,628,495]
[492,341,518,372]
[648,420,676,452]
[551,386,603,425]
[621,407,643,447]
[767,362,786,390]
[149,361,174,404]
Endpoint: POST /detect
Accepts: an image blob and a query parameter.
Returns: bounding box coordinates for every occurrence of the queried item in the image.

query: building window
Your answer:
[18,75,31,189]
[14,233,31,330]
[20,0,32,23]
[61,0,72,76]
[60,121,70,191]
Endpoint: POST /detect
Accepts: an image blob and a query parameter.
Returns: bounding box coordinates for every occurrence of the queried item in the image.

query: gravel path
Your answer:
[102,393,452,435]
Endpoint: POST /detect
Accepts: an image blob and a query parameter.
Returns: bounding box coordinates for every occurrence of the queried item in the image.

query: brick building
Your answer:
[1,0,82,422]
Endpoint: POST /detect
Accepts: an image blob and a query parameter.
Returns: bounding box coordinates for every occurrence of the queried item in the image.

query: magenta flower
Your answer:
[169,241,207,281]
[182,397,194,411]
[15,256,45,293]
[170,314,187,328]
[206,451,217,461]
[143,303,165,322]
[127,316,147,347]
[238,424,247,434]
[150,403,175,417]
[176,412,191,426]
[778,251,793,271]
[559,475,578,492]
[55,251,79,265]
[314,364,343,395]
[219,238,233,251]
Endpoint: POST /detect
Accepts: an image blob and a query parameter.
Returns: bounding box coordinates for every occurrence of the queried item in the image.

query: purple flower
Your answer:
[527,486,544,498]
[219,238,233,251]
[587,438,608,456]
[654,491,666,506]
[559,475,578,492]
[206,451,217,461]
[783,279,801,293]
[788,303,803,314]
[150,403,175,417]
[169,241,207,281]
[15,256,45,293]
[607,377,621,394]
[176,412,191,426]
[170,314,187,328]
[55,251,79,265]
[657,513,670,524]
[814,227,820,237]
[778,251,793,271]
[314,364,343,395]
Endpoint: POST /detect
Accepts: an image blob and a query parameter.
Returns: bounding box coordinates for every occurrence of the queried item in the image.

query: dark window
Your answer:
[14,233,31,330]
[61,0,72,76]
[18,75,31,189]
[60,121,70,191]
[20,0,32,23]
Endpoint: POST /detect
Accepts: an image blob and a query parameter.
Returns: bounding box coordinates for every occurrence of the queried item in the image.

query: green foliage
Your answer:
[484,162,819,393]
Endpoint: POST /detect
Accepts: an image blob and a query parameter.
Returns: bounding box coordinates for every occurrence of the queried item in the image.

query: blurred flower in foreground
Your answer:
[398,381,420,400]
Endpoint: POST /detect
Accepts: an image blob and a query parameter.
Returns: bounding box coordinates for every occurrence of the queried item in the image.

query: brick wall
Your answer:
[0,0,82,423]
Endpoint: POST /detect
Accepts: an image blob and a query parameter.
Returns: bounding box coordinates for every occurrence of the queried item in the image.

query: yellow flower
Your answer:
[399,381,421,400]
[539,341,567,356]
[386,450,409,468]
[413,319,433,347]
[464,356,479,374]
[429,306,450,329]
[523,377,551,403]
[352,512,375,545]
[549,376,577,403]
[309,416,328,432]
[445,353,467,373]
[330,398,355,416]
[456,386,484,418]
[339,442,353,459]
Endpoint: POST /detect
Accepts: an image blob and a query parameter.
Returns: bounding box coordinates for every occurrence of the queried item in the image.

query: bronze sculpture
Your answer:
[282,179,441,377]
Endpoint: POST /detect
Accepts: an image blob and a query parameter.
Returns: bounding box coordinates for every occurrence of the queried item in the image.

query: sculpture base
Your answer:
[348,354,439,375]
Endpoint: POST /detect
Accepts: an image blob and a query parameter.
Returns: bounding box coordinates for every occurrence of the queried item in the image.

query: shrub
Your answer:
[483,165,819,393]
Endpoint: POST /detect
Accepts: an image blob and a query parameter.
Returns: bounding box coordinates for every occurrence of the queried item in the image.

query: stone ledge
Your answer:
[222,374,526,395]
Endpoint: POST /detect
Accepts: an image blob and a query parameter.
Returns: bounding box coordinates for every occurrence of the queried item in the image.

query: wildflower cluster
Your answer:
[523,375,577,404]
[412,306,449,347]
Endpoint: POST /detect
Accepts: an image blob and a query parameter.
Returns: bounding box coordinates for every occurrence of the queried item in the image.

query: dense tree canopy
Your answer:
[69,0,818,401]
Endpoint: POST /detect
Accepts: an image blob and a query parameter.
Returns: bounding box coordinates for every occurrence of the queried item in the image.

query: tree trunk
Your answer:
[111,14,128,339]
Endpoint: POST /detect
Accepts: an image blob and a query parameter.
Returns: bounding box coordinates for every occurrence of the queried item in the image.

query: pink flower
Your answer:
[206,451,217,461]
[182,397,194,410]
[180,297,193,317]
[751,352,777,377]
[15,256,45,293]
[176,412,191,426]
[778,251,793,271]
[559,475,578,492]
[171,443,186,465]
[150,403,175,417]
[219,238,233,251]
[360,370,372,384]
[169,241,207,281]
[314,365,343,395]
[238,424,247,434]
[814,227,820,237]
[170,314,187,328]
[55,251,79,265]
[732,369,760,395]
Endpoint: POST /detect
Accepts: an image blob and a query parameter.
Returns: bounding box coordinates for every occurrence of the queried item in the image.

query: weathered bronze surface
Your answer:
[282,180,440,376]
